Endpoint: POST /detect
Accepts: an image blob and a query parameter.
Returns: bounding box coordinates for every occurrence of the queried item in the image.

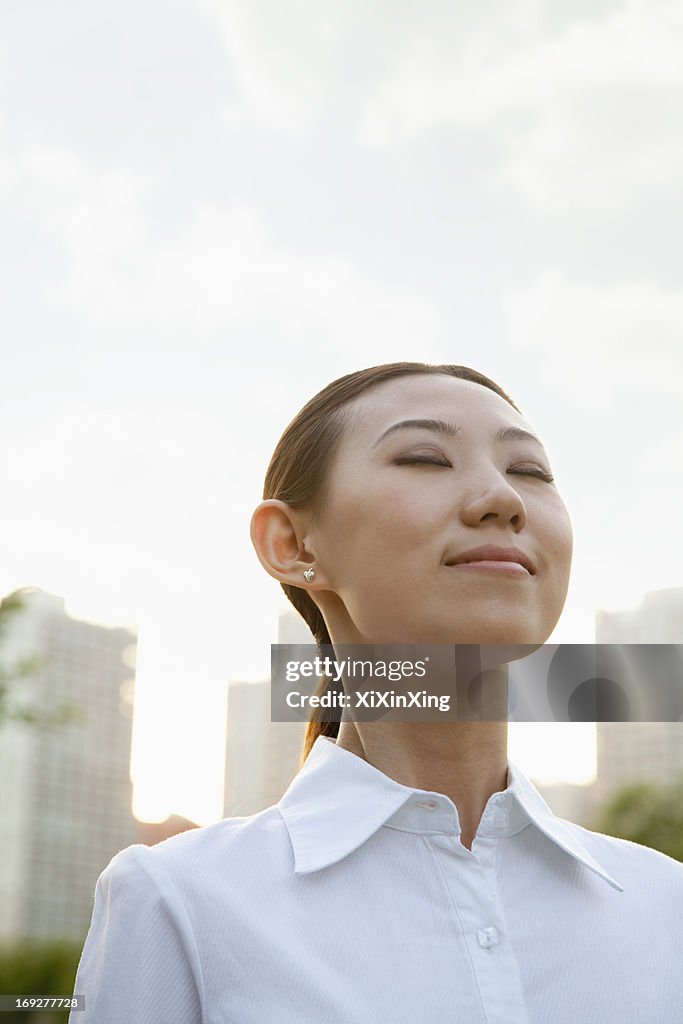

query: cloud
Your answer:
[187,0,683,211]
[502,268,683,406]
[193,0,358,135]
[0,135,443,368]
[192,0,541,135]
[356,0,683,212]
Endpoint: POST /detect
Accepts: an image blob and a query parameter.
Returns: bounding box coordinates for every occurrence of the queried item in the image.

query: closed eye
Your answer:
[394,457,554,482]
[508,467,555,483]
[393,455,451,467]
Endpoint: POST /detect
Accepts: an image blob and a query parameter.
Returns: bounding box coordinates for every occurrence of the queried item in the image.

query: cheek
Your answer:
[536,509,574,595]
[320,488,441,579]
[530,488,572,550]
[553,507,574,566]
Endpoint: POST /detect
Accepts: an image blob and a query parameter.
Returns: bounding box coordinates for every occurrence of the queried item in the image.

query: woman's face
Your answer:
[309,374,573,645]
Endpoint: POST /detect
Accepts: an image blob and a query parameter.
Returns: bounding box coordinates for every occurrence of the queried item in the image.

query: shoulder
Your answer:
[100,805,291,901]
[76,809,293,1022]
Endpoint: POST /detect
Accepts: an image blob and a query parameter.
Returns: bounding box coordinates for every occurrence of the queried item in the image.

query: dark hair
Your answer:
[261,362,520,764]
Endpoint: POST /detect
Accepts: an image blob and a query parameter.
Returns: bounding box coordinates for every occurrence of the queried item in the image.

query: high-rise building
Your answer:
[597,588,683,644]
[222,606,310,817]
[593,588,683,806]
[223,679,306,816]
[531,778,596,827]
[0,589,137,943]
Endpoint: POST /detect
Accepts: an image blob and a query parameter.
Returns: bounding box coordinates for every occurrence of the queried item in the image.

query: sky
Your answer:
[1,0,682,824]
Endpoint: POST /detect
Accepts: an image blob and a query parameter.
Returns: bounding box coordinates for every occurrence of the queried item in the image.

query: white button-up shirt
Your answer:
[71,735,683,1023]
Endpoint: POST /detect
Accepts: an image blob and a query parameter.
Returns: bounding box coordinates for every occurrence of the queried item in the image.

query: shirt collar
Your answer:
[278,736,623,892]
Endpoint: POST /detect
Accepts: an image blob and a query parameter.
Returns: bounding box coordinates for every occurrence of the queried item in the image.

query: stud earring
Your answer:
[303,568,315,583]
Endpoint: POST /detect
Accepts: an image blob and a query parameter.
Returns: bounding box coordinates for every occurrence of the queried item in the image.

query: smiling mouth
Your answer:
[444,545,537,576]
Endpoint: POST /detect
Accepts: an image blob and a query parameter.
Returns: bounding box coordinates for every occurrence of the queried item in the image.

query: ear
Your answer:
[250,499,331,591]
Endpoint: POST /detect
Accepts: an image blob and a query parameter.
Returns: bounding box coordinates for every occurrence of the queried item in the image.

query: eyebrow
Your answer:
[371,418,543,448]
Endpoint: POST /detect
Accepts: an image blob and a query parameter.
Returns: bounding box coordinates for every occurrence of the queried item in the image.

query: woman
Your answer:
[71,362,682,1023]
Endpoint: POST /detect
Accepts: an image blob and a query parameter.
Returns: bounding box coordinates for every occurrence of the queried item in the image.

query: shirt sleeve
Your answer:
[69,844,204,1024]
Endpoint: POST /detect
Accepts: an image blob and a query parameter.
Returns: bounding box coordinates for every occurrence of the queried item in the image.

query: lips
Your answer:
[445,545,536,575]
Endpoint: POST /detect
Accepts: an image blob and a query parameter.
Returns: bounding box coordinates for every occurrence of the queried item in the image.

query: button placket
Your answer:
[430,831,532,1023]
[469,837,503,956]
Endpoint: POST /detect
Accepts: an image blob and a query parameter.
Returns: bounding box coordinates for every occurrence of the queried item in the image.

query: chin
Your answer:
[358,609,555,648]
[441,616,552,647]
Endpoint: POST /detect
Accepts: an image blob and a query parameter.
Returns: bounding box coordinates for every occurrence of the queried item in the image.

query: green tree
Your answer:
[0,589,83,731]
[591,775,683,862]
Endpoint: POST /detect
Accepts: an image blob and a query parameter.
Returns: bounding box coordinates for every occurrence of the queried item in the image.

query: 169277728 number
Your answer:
[0,995,84,1011]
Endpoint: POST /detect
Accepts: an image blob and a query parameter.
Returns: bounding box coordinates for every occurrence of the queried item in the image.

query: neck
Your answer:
[335,719,509,851]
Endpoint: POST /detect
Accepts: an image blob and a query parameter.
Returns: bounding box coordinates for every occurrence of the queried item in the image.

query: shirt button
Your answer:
[477,927,499,949]
[493,808,509,828]
[417,800,439,809]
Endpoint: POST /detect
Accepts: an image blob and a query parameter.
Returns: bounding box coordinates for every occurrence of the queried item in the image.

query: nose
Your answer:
[458,471,528,532]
